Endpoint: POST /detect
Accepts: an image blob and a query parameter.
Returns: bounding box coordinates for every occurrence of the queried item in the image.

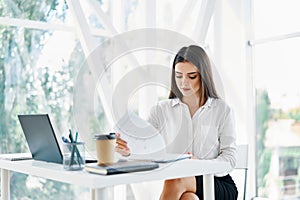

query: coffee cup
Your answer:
[94,133,117,165]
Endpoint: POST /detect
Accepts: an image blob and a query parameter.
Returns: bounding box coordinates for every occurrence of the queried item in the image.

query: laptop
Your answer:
[18,114,97,164]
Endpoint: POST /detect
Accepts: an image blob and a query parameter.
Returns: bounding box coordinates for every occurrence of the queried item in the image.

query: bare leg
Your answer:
[160,176,197,200]
[180,192,199,200]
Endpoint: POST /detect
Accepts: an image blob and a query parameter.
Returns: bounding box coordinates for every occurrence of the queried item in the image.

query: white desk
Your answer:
[0,158,230,200]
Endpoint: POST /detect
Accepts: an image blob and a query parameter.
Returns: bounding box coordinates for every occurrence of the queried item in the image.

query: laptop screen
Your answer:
[18,114,63,164]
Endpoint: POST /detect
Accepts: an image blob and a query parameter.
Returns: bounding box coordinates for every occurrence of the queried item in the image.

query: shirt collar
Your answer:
[171,97,215,108]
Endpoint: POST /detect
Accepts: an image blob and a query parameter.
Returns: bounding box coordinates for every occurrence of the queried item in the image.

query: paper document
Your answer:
[113,111,166,154]
[129,153,191,163]
[114,111,159,139]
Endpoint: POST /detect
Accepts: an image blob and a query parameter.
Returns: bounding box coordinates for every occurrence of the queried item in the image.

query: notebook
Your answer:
[85,160,159,175]
[18,114,97,164]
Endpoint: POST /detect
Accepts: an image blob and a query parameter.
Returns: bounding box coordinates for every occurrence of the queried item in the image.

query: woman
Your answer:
[116,45,238,200]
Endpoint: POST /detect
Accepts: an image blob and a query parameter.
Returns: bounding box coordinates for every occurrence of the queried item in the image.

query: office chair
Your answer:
[232,144,249,200]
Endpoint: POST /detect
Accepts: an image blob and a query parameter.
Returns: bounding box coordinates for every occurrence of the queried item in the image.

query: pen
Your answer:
[75,131,78,143]
[62,136,70,143]
[75,131,84,166]
[69,129,74,142]
[68,129,83,166]
[69,129,76,166]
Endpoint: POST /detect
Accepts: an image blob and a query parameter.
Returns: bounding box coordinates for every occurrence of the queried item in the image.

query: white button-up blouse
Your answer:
[147,97,237,176]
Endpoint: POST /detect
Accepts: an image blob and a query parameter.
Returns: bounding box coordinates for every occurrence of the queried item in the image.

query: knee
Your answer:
[161,178,197,200]
[180,192,199,200]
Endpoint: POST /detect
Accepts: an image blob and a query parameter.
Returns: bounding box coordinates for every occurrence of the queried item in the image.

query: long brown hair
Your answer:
[169,45,219,105]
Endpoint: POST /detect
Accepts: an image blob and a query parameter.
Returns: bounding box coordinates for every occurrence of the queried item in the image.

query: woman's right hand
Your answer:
[116,133,131,157]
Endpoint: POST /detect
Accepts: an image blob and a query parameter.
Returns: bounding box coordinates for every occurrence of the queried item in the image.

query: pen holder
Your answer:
[63,142,85,170]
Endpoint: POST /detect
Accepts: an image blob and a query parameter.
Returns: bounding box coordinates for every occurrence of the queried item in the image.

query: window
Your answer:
[0,1,103,199]
[253,0,300,198]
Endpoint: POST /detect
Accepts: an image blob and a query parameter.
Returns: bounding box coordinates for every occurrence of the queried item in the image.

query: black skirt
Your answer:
[195,174,238,200]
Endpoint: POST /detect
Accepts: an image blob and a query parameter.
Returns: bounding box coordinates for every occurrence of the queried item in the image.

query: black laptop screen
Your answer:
[18,114,63,164]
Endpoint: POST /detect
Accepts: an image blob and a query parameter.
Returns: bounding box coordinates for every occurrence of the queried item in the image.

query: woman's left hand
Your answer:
[116,133,131,157]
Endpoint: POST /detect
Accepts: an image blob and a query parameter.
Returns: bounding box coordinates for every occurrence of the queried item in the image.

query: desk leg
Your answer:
[114,185,126,200]
[92,187,110,200]
[203,174,214,200]
[90,188,95,200]
[1,169,10,200]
